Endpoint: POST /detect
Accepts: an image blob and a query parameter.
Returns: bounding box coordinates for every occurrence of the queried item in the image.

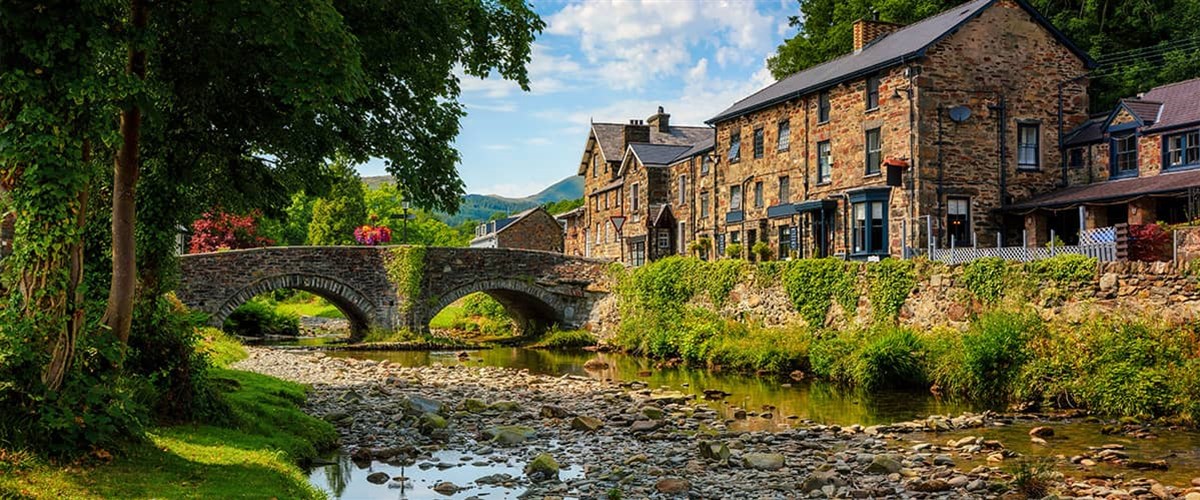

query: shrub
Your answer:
[852,326,926,390]
[1024,254,1095,287]
[703,323,812,373]
[961,257,1009,304]
[463,292,507,320]
[189,210,272,253]
[1073,320,1180,418]
[223,298,300,337]
[781,259,857,327]
[808,331,858,383]
[694,259,744,307]
[1128,223,1171,261]
[1007,459,1054,498]
[751,241,772,261]
[958,310,1041,401]
[530,328,597,349]
[725,243,743,259]
[866,259,916,321]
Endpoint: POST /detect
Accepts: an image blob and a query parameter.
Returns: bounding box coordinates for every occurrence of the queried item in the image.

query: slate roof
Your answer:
[1063,115,1108,146]
[1119,99,1164,125]
[629,143,695,166]
[1007,168,1200,211]
[589,123,713,164]
[708,0,1094,124]
[471,207,544,242]
[1143,77,1200,132]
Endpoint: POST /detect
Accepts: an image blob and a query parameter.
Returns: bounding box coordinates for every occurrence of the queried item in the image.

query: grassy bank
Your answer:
[1,329,336,499]
[610,256,1200,424]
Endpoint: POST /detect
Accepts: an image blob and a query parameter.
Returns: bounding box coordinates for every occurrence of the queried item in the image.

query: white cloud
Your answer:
[525,137,552,146]
[458,43,584,98]
[464,101,518,113]
[546,0,781,89]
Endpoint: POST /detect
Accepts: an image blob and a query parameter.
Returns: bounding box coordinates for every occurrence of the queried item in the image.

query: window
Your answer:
[1017,123,1040,169]
[947,197,970,247]
[616,190,622,207]
[777,120,790,151]
[865,128,882,175]
[753,181,764,208]
[850,190,889,255]
[604,221,609,243]
[700,192,710,218]
[730,231,740,244]
[753,128,764,158]
[631,241,645,267]
[593,196,598,211]
[818,92,830,123]
[657,229,670,250]
[595,223,601,245]
[779,176,790,204]
[592,155,598,178]
[1069,148,1084,169]
[604,191,609,210]
[730,185,742,211]
[631,183,640,211]
[1113,134,1138,177]
[678,222,686,254]
[817,140,832,184]
[866,75,880,110]
[728,132,741,162]
[778,226,791,260]
[1167,131,1200,169]
[678,175,687,205]
[701,156,711,175]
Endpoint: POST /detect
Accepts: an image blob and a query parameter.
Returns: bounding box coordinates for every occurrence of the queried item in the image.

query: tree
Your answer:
[543,197,584,216]
[364,182,471,246]
[308,161,367,245]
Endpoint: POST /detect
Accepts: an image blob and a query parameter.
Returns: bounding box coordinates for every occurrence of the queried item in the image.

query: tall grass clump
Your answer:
[702,322,813,373]
[955,310,1041,401]
[1072,320,1183,418]
[852,326,927,390]
[223,298,300,337]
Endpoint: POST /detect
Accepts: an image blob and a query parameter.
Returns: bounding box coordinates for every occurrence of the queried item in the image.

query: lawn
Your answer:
[276,300,344,319]
[0,331,337,499]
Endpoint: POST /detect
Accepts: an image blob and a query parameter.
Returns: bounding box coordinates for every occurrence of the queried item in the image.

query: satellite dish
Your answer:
[948,106,971,123]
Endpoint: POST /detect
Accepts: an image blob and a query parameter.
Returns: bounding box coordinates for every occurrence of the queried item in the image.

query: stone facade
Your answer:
[557,207,587,257]
[176,246,610,336]
[471,207,563,253]
[708,0,1091,260]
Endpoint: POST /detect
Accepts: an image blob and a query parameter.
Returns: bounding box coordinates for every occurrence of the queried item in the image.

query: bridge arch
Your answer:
[426,278,568,335]
[211,273,378,335]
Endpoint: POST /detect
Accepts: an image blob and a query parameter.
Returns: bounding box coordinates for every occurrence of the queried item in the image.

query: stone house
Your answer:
[555,206,587,257]
[617,141,714,264]
[706,0,1094,260]
[470,206,563,253]
[1009,77,1200,243]
[571,107,714,263]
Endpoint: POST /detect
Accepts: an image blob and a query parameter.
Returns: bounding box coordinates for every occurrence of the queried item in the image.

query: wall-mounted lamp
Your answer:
[891,87,912,101]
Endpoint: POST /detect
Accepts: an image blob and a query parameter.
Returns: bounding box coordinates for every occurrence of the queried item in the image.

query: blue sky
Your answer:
[356,0,796,198]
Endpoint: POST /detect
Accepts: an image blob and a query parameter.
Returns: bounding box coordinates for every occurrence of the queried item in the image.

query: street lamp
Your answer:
[400,200,411,244]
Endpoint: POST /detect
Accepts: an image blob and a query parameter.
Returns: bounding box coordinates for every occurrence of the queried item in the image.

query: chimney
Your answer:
[853,18,904,53]
[624,119,650,144]
[646,106,670,133]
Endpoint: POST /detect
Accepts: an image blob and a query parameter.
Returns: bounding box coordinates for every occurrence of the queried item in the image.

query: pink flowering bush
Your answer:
[189,211,272,253]
[354,225,392,245]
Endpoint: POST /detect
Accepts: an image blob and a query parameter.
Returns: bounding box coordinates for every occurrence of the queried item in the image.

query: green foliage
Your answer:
[127,296,225,422]
[852,326,926,390]
[865,259,916,321]
[1073,320,1180,418]
[1007,459,1054,499]
[1024,254,1096,287]
[387,246,427,314]
[365,182,471,246]
[529,329,598,349]
[961,257,1009,304]
[197,328,249,368]
[700,259,746,307]
[307,159,368,246]
[223,299,301,338]
[808,331,859,383]
[463,292,507,320]
[725,243,743,259]
[955,310,1041,401]
[782,258,857,327]
[543,197,584,216]
[751,241,772,261]
[701,321,813,373]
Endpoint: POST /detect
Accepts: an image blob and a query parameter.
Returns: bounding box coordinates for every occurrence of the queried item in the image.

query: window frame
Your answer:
[728,131,741,163]
[946,196,971,247]
[730,184,742,211]
[1111,133,1139,178]
[753,127,764,159]
[779,176,790,204]
[701,155,711,175]
[849,190,889,256]
[1165,129,1200,170]
[865,75,880,110]
[631,183,640,211]
[1068,147,1085,169]
[754,181,764,208]
[865,128,882,175]
[700,191,710,218]
[1017,122,1040,170]
[817,91,830,123]
[817,140,832,184]
[678,174,687,205]
[777,119,790,151]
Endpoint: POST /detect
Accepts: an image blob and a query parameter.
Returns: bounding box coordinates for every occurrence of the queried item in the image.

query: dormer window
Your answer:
[1112,134,1138,178]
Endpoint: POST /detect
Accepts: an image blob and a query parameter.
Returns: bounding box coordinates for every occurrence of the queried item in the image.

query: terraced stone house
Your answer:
[706,0,1094,260]
[1010,77,1200,243]
[570,107,714,264]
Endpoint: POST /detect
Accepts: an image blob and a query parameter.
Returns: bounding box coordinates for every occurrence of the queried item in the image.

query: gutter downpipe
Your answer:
[936,105,944,248]
[802,96,811,258]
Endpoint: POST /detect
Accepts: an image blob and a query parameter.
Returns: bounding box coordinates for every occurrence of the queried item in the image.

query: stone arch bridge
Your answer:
[176,246,611,337]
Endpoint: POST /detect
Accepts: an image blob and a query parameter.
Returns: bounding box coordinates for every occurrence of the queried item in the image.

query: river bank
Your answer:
[237,346,1200,499]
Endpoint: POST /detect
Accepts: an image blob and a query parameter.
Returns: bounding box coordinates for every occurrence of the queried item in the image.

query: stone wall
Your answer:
[497,209,564,253]
[586,260,1200,340]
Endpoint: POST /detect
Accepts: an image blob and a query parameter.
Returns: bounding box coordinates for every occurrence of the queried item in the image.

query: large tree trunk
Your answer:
[104,0,149,346]
[42,178,89,390]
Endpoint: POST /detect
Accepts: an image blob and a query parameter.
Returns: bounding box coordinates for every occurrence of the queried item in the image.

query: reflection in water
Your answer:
[328,347,976,429]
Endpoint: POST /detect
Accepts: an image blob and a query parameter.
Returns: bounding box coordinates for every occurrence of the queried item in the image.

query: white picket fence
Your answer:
[929,226,1118,264]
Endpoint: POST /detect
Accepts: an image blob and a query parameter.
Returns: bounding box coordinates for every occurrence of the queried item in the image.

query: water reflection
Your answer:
[328,347,977,429]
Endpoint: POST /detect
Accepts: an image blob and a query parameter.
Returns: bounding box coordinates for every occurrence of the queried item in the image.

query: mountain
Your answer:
[361,175,584,226]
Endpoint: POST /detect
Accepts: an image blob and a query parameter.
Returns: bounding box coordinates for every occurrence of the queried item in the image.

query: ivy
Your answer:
[386,246,427,314]
[866,259,916,321]
[1024,254,1097,288]
[961,257,1010,304]
[781,259,857,327]
[694,259,746,307]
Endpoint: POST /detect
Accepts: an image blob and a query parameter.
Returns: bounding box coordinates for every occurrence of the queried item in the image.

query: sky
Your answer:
[355,0,797,198]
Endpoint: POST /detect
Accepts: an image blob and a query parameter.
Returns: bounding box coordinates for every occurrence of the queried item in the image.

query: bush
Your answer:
[866,259,916,321]
[725,243,743,259]
[1024,254,1095,287]
[808,331,858,383]
[751,241,772,261]
[781,259,857,327]
[223,299,300,337]
[961,257,1009,304]
[957,310,1041,401]
[463,292,508,320]
[852,326,926,390]
[1074,320,1180,418]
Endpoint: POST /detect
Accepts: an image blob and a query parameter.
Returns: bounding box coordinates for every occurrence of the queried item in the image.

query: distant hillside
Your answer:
[361,175,583,226]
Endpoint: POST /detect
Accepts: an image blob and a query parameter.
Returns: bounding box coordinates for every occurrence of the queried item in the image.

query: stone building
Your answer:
[571,107,714,263]
[470,207,563,253]
[706,0,1094,260]
[556,206,587,257]
[1009,77,1200,243]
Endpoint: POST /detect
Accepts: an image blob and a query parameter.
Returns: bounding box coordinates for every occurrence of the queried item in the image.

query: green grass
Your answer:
[0,336,337,499]
[528,328,598,349]
[197,327,248,368]
[429,304,467,330]
[276,301,344,319]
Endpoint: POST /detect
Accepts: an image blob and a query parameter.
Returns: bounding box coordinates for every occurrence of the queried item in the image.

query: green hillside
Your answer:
[362,175,583,226]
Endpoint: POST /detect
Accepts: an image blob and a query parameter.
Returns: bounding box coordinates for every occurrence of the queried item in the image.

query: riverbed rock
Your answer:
[366,472,390,484]
[933,454,955,466]
[489,401,521,412]
[743,453,785,471]
[525,452,559,482]
[462,398,489,413]
[540,405,572,419]
[655,478,690,494]
[910,479,950,492]
[418,412,447,435]
[629,419,663,433]
[865,455,902,474]
[800,471,841,493]
[482,425,536,446]
[1029,426,1054,438]
[583,358,608,370]
[698,441,730,462]
[432,481,461,494]
[407,395,444,415]
[570,415,604,432]
[640,406,664,420]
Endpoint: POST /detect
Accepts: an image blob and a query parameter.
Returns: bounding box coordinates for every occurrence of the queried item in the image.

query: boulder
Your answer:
[489,401,521,412]
[432,481,460,494]
[366,472,390,484]
[525,452,559,482]
[743,453,785,471]
[583,358,609,370]
[540,405,572,419]
[933,454,955,466]
[462,398,490,413]
[800,471,841,493]
[418,412,447,435]
[640,406,665,420]
[482,425,536,446]
[406,395,444,415]
[865,455,902,474]
[698,441,730,462]
[655,478,690,494]
[570,415,604,432]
